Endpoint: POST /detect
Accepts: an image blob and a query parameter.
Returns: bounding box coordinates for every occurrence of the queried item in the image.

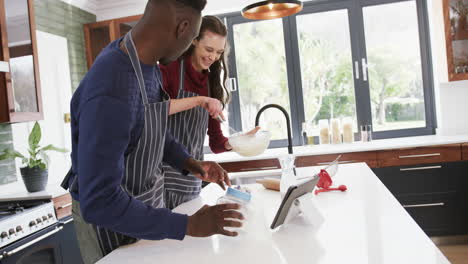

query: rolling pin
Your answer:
[256,178,280,191]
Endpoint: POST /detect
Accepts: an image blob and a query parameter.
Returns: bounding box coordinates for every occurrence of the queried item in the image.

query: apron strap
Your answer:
[124,31,149,105]
[179,59,185,92]
[60,167,73,190]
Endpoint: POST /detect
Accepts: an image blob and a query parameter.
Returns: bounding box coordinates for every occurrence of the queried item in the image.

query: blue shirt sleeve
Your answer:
[163,131,191,171]
[77,96,187,240]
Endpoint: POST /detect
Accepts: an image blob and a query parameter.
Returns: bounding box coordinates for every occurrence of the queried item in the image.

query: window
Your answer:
[232,19,291,140]
[220,0,435,148]
[362,1,426,131]
[297,9,358,135]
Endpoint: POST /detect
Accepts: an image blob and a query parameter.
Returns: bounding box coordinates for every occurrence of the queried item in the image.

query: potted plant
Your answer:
[0,122,67,192]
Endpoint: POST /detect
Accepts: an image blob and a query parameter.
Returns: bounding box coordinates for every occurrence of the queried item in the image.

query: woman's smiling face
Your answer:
[191,30,226,71]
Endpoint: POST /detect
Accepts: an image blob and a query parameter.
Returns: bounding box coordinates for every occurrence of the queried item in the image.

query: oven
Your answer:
[0,223,63,264]
[0,199,68,264]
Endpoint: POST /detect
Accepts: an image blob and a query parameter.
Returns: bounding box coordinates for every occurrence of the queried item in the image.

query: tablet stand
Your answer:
[283,192,324,227]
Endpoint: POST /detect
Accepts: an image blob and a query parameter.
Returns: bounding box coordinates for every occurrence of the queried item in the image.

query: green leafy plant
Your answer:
[0,122,67,170]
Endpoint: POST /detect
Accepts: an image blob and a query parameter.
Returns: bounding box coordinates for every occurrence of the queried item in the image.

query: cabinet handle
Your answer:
[317,160,355,166]
[1,226,63,259]
[398,153,440,159]
[354,61,360,79]
[400,165,442,171]
[239,166,278,171]
[362,58,368,81]
[403,202,445,208]
[229,78,237,92]
[61,218,74,225]
[57,202,72,210]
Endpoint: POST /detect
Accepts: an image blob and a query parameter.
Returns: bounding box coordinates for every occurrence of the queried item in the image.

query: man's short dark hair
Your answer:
[173,0,207,12]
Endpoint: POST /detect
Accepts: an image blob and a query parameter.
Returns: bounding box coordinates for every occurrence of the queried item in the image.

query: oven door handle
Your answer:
[0,226,63,260]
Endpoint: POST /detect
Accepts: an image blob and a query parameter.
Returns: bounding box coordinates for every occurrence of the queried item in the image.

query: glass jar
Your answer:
[278,154,297,198]
[318,119,330,144]
[301,122,315,146]
[301,122,309,145]
[342,117,354,144]
[330,118,342,144]
[217,186,252,231]
[360,124,372,142]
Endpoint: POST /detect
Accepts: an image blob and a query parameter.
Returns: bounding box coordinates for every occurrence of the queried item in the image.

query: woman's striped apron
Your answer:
[163,59,209,209]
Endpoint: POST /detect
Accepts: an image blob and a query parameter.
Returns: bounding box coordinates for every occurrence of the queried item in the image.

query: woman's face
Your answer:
[192,30,226,71]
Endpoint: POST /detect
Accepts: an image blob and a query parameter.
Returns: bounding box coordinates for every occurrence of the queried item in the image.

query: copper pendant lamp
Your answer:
[242,0,303,20]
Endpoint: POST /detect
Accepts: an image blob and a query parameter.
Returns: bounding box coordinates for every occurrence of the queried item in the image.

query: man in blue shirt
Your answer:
[63,0,243,262]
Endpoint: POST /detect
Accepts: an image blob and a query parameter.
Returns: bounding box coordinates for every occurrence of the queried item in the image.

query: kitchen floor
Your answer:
[432,236,468,264]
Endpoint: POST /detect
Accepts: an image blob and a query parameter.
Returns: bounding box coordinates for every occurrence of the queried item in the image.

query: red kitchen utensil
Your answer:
[314,166,348,195]
[316,169,333,189]
[314,185,347,195]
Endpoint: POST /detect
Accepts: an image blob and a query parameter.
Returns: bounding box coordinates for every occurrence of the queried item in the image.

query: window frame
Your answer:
[211,0,436,152]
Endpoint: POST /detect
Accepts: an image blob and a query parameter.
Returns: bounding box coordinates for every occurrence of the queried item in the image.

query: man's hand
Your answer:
[186,204,244,237]
[199,97,224,119]
[184,158,231,190]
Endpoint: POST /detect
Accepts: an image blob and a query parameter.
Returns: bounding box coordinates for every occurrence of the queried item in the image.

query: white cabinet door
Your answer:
[12,31,72,187]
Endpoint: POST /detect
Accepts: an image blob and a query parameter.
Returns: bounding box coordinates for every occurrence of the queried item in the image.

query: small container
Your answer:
[342,117,354,144]
[307,125,315,145]
[360,124,372,142]
[319,119,330,144]
[367,124,373,142]
[217,186,252,231]
[360,125,368,142]
[301,122,309,146]
[330,118,342,144]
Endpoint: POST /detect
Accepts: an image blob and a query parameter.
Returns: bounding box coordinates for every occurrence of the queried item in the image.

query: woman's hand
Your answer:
[168,96,224,116]
[199,97,224,119]
[244,126,261,136]
[225,126,260,151]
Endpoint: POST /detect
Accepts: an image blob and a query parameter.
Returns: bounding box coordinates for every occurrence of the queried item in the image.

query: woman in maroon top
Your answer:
[161,16,258,209]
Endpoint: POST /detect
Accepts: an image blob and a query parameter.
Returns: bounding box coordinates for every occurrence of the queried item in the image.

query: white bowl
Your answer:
[229,130,271,157]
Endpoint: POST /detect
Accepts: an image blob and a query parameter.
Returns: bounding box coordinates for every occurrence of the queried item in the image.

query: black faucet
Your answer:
[255,104,293,154]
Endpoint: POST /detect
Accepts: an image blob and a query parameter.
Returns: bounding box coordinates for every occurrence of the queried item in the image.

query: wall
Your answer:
[35,0,96,90]
[0,0,95,191]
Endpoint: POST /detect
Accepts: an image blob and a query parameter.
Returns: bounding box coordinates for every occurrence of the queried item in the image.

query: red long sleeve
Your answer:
[208,117,229,153]
[160,57,230,154]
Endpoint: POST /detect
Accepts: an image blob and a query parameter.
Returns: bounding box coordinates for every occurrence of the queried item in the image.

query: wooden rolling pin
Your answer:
[256,178,280,191]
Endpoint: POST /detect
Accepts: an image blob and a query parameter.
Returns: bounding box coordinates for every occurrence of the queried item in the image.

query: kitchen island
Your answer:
[98,163,449,264]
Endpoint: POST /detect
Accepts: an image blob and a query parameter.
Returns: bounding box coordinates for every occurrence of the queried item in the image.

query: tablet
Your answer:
[270,176,320,229]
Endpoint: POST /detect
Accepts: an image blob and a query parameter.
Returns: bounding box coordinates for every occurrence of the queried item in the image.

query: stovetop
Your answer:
[0,200,57,249]
[0,200,41,220]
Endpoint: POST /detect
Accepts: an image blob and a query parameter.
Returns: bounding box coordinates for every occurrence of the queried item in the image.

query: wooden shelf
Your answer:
[84,15,142,68]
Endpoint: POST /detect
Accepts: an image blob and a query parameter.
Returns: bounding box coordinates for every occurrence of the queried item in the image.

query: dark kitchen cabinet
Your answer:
[0,0,43,123]
[372,161,468,236]
[59,216,83,264]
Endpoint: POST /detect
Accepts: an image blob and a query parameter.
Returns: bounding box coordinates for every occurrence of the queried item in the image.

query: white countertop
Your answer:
[0,185,68,202]
[98,163,449,264]
[205,134,468,163]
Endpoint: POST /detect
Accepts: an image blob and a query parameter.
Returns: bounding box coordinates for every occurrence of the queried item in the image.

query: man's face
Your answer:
[160,14,202,65]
